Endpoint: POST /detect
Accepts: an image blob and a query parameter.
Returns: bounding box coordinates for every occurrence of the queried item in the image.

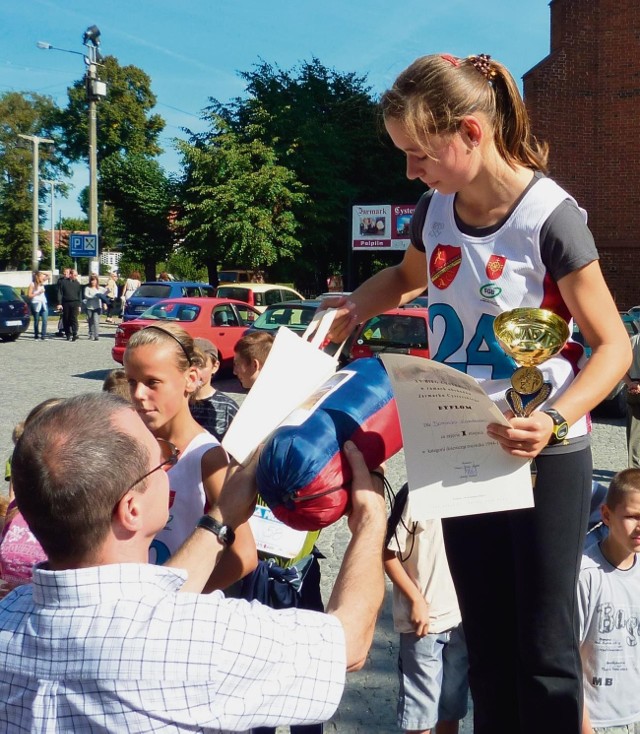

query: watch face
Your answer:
[556,422,569,440]
[220,526,235,546]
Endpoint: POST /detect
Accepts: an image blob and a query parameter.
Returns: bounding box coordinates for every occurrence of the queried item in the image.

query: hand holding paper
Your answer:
[380,354,533,519]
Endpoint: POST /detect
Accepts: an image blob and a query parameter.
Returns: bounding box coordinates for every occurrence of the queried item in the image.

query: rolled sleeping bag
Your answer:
[257,357,403,530]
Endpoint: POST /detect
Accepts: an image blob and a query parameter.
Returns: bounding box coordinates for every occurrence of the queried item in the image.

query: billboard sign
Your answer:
[352,204,416,251]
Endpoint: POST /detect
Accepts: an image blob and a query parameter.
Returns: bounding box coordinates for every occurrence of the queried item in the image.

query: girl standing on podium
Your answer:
[328,53,630,734]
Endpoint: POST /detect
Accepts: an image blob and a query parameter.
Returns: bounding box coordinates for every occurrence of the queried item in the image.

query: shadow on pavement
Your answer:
[73,369,114,382]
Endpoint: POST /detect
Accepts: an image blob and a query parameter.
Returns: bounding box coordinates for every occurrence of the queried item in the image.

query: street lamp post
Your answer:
[37,26,106,275]
[18,133,54,273]
[41,180,59,275]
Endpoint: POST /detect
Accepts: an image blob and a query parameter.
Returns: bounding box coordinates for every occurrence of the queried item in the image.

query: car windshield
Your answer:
[216,286,250,303]
[132,284,172,299]
[0,285,20,301]
[140,302,201,322]
[253,305,315,331]
[359,314,428,348]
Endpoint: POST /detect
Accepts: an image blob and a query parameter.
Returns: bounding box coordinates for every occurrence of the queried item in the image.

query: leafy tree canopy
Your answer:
[99,152,175,279]
[0,91,68,268]
[206,58,421,292]
[178,111,307,284]
[59,55,165,162]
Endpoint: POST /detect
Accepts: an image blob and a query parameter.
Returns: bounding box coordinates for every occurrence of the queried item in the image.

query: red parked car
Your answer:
[112,297,260,373]
[349,307,430,361]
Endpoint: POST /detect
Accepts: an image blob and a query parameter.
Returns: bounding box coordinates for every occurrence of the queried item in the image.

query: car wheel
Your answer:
[1,333,20,342]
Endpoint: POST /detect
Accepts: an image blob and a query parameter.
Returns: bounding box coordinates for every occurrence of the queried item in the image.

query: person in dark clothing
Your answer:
[54,268,70,337]
[56,269,83,341]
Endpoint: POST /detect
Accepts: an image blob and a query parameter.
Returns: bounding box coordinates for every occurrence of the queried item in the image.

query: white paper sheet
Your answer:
[380,354,534,519]
[222,322,338,464]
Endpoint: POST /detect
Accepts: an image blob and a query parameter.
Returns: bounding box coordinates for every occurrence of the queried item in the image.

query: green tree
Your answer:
[59,56,164,162]
[0,92,67,268]
[178,112,308,284]
[209,59,421,292]
[99,152,175,279]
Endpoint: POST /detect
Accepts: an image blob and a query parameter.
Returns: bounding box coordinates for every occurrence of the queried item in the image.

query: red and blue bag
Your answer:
[256,357,402,530]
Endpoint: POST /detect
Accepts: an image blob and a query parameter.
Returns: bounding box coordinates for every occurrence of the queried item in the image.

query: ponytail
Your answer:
[381,53,549,173]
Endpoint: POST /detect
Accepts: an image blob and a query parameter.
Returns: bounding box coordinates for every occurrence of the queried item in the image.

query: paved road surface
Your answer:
[0,322,628,732]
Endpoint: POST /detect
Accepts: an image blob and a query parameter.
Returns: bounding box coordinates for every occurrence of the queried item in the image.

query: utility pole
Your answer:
[18,133,54,273]
[38,26,106,275]
[83,26,106,275]
[41,179,59,275]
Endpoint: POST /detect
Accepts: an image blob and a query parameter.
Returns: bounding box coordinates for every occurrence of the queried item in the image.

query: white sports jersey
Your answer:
[422,177,589,439]
[149,431,220,564]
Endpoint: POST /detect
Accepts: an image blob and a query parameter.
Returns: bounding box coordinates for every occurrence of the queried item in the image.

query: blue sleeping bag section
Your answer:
[257,357,403,530]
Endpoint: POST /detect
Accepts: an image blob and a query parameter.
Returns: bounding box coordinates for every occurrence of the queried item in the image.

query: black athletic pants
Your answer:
[442,446,592,734]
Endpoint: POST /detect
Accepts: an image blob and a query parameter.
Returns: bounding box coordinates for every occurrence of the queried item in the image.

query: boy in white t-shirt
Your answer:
[579,468,640,734]
[384,483,468,734]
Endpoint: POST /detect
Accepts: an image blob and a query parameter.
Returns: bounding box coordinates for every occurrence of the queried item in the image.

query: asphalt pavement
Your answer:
[0,320,629,733]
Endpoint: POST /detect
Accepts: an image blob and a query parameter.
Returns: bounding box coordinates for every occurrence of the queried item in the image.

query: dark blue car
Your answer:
[122,281,215,321]
[0,284,30,341]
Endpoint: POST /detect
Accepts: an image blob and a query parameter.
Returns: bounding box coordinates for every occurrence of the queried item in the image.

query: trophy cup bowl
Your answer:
[494,308,570,368]
[493,308,570,416]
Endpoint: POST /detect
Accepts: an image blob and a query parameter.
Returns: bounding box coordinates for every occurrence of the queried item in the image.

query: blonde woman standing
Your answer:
[27,271,48,340]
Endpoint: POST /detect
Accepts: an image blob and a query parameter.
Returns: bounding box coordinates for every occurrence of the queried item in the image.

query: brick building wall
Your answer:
[523,0,640,309]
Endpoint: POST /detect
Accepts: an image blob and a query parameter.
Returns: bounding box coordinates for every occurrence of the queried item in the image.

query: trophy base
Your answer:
[505,383,552,417]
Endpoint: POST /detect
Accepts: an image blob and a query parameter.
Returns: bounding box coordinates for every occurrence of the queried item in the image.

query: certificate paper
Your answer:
[380,354,534,519]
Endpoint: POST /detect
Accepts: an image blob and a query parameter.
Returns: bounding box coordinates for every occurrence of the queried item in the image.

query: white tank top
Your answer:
[149,432,221,564]
[422,177,589,439]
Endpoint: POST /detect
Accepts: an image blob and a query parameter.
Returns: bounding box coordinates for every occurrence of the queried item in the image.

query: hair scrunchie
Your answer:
[468,53,497,81]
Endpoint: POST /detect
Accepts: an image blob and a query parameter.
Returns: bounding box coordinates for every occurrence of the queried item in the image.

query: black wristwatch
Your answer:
[542,408,569,445]
[196,515,235,546]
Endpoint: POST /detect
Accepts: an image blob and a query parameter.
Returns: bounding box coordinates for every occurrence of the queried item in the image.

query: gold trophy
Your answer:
[493,308,570,417]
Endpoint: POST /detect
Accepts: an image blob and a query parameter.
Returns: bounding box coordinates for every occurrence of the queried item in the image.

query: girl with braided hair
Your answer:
[327,53,630,734]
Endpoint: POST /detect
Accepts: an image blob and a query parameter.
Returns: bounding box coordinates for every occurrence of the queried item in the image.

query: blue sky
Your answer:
[1,0,552,220]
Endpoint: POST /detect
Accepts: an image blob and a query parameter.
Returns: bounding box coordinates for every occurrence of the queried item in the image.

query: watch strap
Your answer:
[196,515,235,546]
[542,408,569,444]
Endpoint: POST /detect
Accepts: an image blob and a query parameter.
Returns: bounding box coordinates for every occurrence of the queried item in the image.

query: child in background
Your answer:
[385,484,468,734]
[102,368,131,401]
[190,338,239,441]
[233,331,275,390]
[0,399,62,592]
[579,468,640,734]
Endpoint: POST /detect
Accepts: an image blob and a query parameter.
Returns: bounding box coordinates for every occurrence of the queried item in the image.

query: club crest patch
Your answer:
[430,244,462,289]
[486,254,506,281]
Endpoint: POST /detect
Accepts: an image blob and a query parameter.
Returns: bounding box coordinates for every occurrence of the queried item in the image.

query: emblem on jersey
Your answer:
[486,254,506,280]
[428,221,444,239]
[480,283,502,299]
[430,244,462,290]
